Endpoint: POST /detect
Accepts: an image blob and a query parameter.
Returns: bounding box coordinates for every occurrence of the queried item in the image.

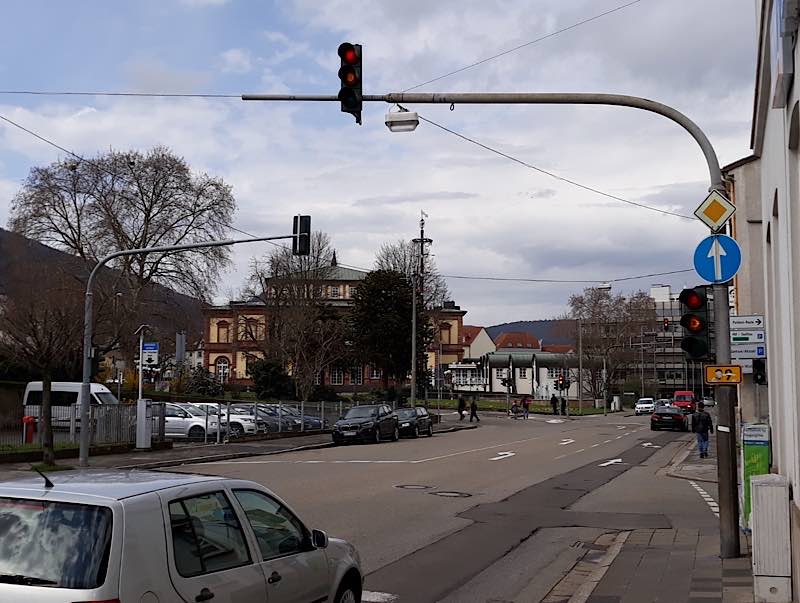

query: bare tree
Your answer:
[563,288,656,402]
[0,259,83,466]
[245,232,350,400]
[375,240,449,308]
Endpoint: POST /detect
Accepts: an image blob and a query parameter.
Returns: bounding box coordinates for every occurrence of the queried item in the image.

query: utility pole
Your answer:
[411,212,432,407]
[578,319,583,415]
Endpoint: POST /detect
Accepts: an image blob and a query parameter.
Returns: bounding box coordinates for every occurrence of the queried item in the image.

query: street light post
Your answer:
[79,233,296,467]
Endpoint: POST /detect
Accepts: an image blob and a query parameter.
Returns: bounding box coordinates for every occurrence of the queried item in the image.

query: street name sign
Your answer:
[730,342,766,360]
[730,315,764,329]
[705,364,743,385]
[731,329,766,344]
[693,234,742,284]
[694,190,736,231]
[142,342,159,365]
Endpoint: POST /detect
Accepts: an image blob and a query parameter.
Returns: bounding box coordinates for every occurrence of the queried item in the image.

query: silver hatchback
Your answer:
[0,470,363,603]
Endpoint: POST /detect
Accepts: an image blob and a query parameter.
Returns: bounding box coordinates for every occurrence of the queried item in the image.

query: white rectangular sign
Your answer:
[730,315,764,329]
[730,329,766,344]
[736,358,754,374]
[731,342,767,359]
[142,351,159,365]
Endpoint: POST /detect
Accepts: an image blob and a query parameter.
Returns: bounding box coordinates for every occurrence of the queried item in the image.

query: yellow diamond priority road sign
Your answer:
[704,364,743,385]
[694,190,736,231]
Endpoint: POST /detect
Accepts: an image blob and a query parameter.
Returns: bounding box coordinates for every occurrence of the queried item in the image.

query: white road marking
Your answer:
[641,442,661,448]
[689,480,720,517]
[615,435,624,439]
[363,591,400,602]
[591,443,600,448]
[617,426,627,430]
[555,454,567,460]
[604,439,613,444]
[560,438,576,445]
[547,419,565,424]
[599,458,623,467]
[576,448,586,453]
[412,435,545,463]
[489,451,516,461]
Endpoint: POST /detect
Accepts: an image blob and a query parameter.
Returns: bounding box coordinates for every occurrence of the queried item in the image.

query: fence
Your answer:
[0,403,168,452]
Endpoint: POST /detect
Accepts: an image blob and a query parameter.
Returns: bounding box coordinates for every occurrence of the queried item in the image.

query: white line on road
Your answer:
[555,454,567,460]
[489,451,515,461]
[598,458,623,467]
[560,438,576,445]
[591,443,600,448]
[575,448,586,453]
[604,439,613,444]
[362,591,399,602]
[412,435,545,464]
[689,480,720,518]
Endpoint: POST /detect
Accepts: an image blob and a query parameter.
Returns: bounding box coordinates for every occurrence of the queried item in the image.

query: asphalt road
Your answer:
[176,412,692,596]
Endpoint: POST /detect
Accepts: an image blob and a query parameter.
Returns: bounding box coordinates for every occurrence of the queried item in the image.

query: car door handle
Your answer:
[268,571,282,584]
[195,587,215,602]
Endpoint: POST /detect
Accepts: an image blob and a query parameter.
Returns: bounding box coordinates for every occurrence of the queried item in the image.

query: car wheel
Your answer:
[391,425,399,442]
[413,425,420,438]
[427,424,434,437]
[373,428,381,444]
[334,582,358,603]
[188,426,205,441]
[229,423,244,438]
[651,425,658,431]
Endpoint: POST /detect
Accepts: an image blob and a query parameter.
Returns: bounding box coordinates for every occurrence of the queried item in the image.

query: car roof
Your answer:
[0,469,222,502]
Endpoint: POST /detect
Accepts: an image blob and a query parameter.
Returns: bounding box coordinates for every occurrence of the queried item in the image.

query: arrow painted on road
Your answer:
[599,458,623,467]
[641,442,661,448]
[560,439,576,446]
[708,236,726,281]
[490,451,515,461]
[617,426,627,430]
[547,419,565,424]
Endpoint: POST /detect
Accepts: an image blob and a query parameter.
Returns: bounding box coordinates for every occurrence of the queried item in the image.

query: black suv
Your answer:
[333,404,399,444]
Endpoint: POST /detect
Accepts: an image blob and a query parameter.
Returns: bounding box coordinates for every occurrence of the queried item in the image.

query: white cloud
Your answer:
[220,48,253,74]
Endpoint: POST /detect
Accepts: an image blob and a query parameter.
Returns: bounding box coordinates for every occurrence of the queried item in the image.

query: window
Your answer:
[495,368,506,378]
[349,285,357,297]
[168,492,251,577]
[233,490,307,560]
[243,318,263,341]
[215,357,230,383]
[314,371,322,386]
[0,498,113,589]
[330,285,340,298]
[165,405,187,418]
[519,368,527,379]
[314,286,324,298]
[216,321,230,343]
[330,367,344,386]
[371,366,382,380]
[350,366,363,385]
[547,367,565,379]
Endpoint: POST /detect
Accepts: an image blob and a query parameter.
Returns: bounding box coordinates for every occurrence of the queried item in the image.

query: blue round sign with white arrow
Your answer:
[693,234,742,284]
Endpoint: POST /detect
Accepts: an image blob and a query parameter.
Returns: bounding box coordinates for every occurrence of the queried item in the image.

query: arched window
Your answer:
[217,321,230,343]
[215,357,230,383]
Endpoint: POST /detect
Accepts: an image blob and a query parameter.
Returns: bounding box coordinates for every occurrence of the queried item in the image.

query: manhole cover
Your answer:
[430,491,472,498]
[395,484,433,490]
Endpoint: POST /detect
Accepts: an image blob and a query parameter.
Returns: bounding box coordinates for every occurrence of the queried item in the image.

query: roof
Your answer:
[542,344,576,353]
[0,470,220,501]
[327,266,368,281]
[722,155,759,173]
[487,320,575,346]
[495,331,540,350]
[462,325,483,345]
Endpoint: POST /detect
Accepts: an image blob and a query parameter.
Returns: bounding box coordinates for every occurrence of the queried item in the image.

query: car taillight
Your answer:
[652,415,659,420]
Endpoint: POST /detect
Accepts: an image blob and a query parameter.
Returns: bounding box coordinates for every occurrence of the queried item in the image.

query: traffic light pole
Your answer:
[243,89,739,557]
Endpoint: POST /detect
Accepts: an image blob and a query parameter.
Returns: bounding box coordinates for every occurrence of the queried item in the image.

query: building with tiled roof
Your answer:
[494,331,541,351]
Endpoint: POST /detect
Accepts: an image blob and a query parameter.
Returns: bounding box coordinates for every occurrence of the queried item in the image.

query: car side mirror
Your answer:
[311,529,328,549]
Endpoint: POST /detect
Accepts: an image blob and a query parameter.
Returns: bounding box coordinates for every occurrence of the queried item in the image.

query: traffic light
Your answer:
[564,379,571,390]
[753,359,767,385]
[663,318,671,332]
[337,42,362,124]
[679,287,710,359]
[292,215,311,256]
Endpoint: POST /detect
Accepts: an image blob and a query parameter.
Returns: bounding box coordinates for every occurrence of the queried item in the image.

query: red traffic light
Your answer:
[338,43,359,65]
[679,288,705,310]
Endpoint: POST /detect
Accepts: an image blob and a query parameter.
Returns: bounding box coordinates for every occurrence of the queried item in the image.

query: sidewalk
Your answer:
[667,433,719,483]
[0,419,478,479]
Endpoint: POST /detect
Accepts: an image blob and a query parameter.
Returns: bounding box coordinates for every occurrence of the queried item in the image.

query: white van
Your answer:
[23,382,120,408]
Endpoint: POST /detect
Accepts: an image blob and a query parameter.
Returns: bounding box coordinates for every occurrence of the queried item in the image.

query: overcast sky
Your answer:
[0,0,757,326]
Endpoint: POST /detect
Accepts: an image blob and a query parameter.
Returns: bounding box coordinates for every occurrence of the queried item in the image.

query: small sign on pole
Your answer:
[704,364,743,385]
[694,190,736,231]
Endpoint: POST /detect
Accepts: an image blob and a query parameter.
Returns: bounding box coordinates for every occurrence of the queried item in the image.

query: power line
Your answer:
[403,0,645,92]
[412,111,694,220]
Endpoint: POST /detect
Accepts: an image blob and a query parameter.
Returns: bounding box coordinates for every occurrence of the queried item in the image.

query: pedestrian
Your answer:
[470,397,480,422]
[550,394,558,415]
[691,401,714,458]
[457,396,466,421]
[522,396,530,420]
[560,396,567,416]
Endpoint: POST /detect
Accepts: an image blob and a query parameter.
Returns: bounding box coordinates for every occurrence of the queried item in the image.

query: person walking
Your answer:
[470,397,480,422]
[550,394,559,415]
[457,396,466,421]
[522,396,530,420]
[691,401,714,458]
[560,396,567,416]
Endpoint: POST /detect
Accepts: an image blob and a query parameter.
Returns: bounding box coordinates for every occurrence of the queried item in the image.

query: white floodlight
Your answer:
[385,110,419,132]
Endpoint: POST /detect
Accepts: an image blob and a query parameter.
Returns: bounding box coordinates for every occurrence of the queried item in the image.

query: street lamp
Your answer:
[385,109,419,132]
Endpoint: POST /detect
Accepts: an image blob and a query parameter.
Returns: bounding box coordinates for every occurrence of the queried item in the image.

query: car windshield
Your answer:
[345,406,379,419]
[93,392,119,405]
[656,406,681,414]
[0,497,113,589]
[637,399,654,405]
[180,405,205,417]
[396,409,416,419]
[230,406,254,415]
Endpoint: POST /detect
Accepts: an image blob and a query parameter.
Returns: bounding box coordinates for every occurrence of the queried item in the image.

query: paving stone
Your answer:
[650,529,677,546]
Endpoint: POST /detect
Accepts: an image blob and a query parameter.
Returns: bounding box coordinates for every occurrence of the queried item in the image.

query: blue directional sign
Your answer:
[693,234,742,284]
[142,342,159,352]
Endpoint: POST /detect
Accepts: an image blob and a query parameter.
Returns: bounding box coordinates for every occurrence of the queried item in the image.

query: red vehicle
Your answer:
[673,390,696,414]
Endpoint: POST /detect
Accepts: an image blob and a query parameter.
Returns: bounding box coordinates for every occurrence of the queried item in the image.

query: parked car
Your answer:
[173,403,227,439]
[634,398,656,416]
[655,398,673,407]
[164,403,223,440]
[256,404,303,431]
[702,396,716,408]
[332,404,399,444]
[0,469,363,603]
[193,402,261,438]
[230,403,294,433]
[651,405,689,431]
[672,390,697,414]
[273,404,330,430]
[396,406,434,437]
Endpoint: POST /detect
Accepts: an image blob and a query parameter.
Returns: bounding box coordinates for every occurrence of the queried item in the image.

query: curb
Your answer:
[665,439,718,484]
[115,424,479,470]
